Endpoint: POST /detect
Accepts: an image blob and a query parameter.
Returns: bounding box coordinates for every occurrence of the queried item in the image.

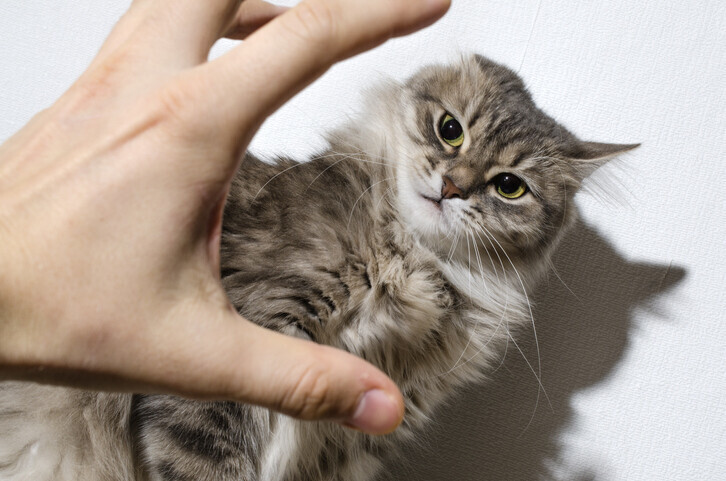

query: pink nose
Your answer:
[442,176,464,199]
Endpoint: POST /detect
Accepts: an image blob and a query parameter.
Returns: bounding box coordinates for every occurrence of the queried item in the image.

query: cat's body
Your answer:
[0,56,635,481]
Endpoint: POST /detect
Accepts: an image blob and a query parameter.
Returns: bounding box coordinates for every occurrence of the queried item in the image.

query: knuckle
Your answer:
[152,82,209,138]
[155,83,194,124]
[75,70,113,102]
[280,0,337,46]
[281,360,336,420]
[67,49,135,108]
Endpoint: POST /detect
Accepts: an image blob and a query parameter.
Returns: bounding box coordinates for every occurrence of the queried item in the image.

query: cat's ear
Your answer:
[568,141,640,178]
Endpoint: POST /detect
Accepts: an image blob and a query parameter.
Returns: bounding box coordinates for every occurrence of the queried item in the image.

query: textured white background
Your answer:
[1,1,725,480]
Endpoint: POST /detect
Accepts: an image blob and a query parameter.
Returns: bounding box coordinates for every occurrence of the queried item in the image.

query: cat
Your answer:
[0,55,636,481]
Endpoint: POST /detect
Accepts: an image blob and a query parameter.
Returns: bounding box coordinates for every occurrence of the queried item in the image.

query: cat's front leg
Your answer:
[134,396,268,481]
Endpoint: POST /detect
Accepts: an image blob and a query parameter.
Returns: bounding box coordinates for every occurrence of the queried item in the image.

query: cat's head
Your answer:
[378,55,637,263]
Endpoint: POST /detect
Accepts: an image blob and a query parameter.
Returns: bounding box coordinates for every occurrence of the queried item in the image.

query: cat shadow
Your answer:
[383,221,685,481]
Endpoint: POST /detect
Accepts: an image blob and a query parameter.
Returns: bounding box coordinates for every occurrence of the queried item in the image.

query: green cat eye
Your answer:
[439,114,464,147]
[494,173,527,199]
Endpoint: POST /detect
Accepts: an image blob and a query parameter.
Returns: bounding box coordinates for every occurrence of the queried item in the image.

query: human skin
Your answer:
[0,0,450,435]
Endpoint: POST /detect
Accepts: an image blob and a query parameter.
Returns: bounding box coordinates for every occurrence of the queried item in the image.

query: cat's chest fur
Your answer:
[214,152,519,481]
[222,153,517,420]
[0,54,630,481]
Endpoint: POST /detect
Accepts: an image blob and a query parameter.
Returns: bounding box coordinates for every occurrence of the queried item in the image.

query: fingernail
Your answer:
[344,389,402,435]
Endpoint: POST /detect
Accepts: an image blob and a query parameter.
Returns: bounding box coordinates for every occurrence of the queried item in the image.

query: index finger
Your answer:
[187,0,450,143]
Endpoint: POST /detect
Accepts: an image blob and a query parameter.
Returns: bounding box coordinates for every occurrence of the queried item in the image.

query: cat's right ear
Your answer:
[567,141,640,179]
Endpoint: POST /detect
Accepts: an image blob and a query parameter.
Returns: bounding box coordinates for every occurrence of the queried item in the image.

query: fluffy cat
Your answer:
[0,55,636,481]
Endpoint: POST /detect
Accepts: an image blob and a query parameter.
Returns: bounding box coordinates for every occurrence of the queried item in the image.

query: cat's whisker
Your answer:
[338,148,398,166]
[439,248,512,376]
[446,227,462,263]
[533,154,584,299]
[437,214,529,378]
[445,231,455,261]
[303,152,381,193]
[334,129,406,163]
[375,188,395,212]
[443,233,488,374]
[320,150,395,170]
[490,331,510,375]
[469,230,491,298]
[546,155,570,233]
[438,220,502,372]
[324,149,393,167]
[505,330,548,437]
[465,232,473,298]
[251,161,309,201]
[325,133,406,166]
[475,223,553,413]
[547,256,581,302]
[2,52,636,481]
[472,223,507,282]
[446,290,510,376]
[263,104,402,169]
[310,141,400,175]
[469,220,501,283]
[346,177,394,231]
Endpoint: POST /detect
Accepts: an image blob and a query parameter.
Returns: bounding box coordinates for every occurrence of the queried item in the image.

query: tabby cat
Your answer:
[0,55,636,481]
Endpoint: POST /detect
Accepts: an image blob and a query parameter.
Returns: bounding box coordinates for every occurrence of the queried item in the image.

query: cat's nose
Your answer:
[442,176,465,200]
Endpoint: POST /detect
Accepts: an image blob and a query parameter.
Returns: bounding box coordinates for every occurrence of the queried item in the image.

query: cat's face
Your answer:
[391,56,636,261]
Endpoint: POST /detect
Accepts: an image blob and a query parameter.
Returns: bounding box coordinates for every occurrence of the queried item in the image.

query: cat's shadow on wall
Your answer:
[383,221,685,481]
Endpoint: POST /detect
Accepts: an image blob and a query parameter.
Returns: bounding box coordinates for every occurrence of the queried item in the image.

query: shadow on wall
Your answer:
[383,221,685,481]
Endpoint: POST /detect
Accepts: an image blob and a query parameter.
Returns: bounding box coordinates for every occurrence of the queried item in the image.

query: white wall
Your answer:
[2,1,724,480]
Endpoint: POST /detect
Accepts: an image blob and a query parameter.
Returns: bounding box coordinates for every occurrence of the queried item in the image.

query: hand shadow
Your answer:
[383,221,685,481]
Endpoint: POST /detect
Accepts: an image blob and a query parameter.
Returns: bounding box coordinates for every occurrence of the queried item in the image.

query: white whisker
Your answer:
[548,258,581,302]
[346,177,394,231]
[476,223,553,414]
[490,334,510,374]
[375,187,395,212]
[252,161,307,201]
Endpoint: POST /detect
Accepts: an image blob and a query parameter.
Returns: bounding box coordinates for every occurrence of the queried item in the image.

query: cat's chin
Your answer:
[395,164,466,249]
[400,191,464,248]
[421,194,442,209]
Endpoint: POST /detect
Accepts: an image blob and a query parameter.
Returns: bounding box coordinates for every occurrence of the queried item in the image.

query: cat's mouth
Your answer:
[421,194,443,209]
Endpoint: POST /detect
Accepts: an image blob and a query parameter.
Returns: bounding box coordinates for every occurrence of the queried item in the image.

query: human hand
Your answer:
[0,0,450,434]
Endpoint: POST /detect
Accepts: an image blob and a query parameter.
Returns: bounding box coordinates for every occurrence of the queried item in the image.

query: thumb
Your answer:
[161,308,405,435]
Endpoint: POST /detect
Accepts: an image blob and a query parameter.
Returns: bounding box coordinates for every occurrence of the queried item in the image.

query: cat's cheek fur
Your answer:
[0,55,636,481]
[397,175,443,234]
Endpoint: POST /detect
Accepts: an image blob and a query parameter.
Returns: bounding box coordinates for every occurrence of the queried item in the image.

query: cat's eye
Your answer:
[439,114,464,147]
[493,173,527,199]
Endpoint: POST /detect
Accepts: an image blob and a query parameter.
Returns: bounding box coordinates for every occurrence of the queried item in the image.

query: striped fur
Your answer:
[0,56,635,481]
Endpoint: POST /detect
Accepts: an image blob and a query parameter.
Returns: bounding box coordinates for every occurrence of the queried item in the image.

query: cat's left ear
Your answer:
[567,141,640,179]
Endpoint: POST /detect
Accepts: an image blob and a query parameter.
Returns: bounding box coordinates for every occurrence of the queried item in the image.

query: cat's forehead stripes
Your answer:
[407,55,569,161]
[468,112,483,130]
[413,90,443,106]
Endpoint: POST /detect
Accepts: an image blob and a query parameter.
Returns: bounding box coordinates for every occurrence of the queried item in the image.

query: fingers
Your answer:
[143,0,245,65]
[156,307,405,435]
[189,0,451,139]
[225,0,291,40]
[93,1,288,69]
